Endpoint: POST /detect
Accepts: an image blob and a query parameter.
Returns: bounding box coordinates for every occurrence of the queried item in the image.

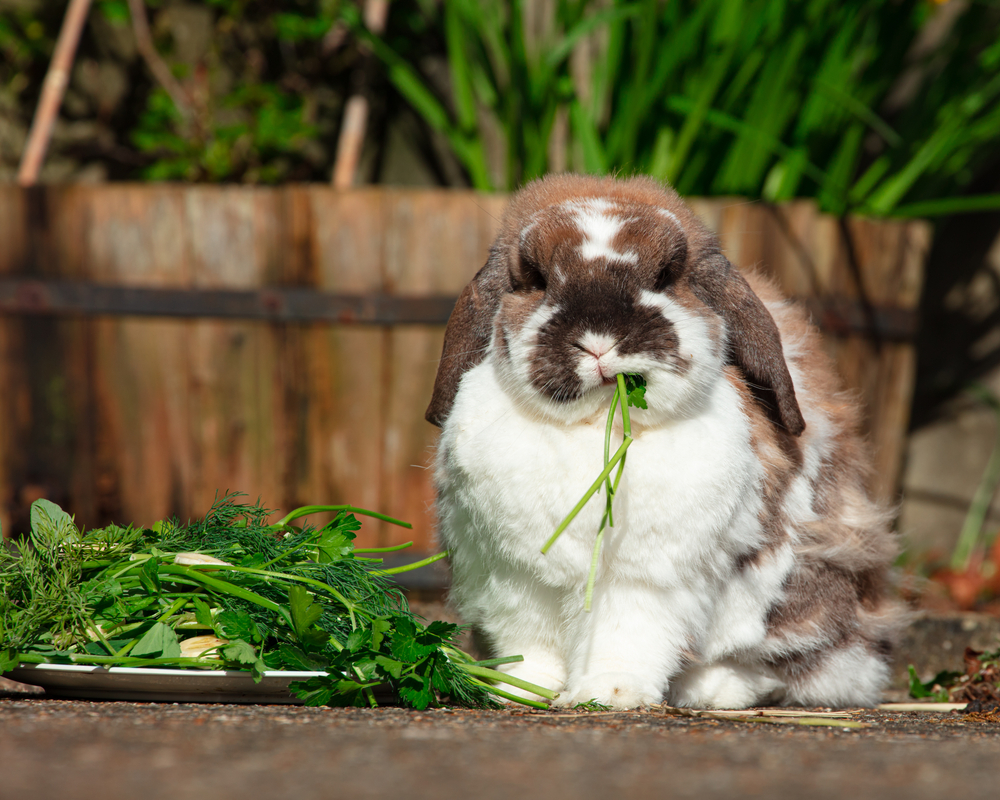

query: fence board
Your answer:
[383,190,503,549]
[0,187,26,538]
[306,189,388,547]
[0,186,928,559]
[86,186,193,526]
[184,188,288,522]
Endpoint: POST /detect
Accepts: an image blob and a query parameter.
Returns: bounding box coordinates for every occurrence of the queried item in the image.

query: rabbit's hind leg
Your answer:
[776,639,890,709]
[668,660,785,709]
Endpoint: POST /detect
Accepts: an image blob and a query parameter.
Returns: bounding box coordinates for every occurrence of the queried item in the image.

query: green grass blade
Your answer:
[666,38,738,185]
[570,99,608,174]
[888,194,1000,218]
[546,2,642,69]
[445,2,479,133]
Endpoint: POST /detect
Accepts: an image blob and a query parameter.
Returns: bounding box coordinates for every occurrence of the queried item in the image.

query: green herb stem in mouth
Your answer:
[542,374,647,611]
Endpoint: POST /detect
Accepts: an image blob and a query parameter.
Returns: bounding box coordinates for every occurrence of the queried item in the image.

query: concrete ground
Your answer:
[1,684,997,800]
[3,603,997,799]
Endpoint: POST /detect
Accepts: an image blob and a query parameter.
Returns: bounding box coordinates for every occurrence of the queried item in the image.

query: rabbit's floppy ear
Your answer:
[425,251,510,427]
[690,255,806,436]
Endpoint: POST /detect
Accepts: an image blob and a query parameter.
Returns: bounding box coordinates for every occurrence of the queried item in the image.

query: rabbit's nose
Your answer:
[576,331,618,359]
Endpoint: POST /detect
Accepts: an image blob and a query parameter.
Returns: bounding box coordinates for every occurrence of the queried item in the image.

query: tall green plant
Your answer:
[353,0,1000,218]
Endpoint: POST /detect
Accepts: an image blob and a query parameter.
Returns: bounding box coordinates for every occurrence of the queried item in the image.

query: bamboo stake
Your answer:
[17,0,94,186]
[331,0,389,189]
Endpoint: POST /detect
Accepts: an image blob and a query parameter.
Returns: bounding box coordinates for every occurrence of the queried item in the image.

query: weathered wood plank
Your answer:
[844,216,930,500]
[382,190,503,549]
[182,187,288,522]
[0,186,26,538]
[85,185,193,527]
[306,188,388,548]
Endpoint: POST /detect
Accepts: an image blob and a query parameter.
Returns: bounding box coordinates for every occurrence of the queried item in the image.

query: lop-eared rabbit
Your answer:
[426,174,902,709]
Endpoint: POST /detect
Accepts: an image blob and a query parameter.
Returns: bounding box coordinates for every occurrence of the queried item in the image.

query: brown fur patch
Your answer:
[747,271,903,684]
[724,365,801,570]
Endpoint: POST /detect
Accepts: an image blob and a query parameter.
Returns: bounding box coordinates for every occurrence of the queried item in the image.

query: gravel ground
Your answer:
[1,682,997,800]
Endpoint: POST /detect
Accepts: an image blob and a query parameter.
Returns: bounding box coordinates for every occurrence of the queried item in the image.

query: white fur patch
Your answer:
[636,289,725,421]
[784,641,889,707]
[670,660,784,709]
[564,199,639,264]
[656,208,682,230]
[436,354,766,709]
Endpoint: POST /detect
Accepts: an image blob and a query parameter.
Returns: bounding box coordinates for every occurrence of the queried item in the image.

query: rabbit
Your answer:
[425,174,904,710]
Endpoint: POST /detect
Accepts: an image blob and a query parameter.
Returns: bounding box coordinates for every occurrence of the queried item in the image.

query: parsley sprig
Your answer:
[541,374,647,610]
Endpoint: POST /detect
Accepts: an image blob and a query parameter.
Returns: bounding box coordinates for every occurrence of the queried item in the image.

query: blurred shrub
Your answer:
[125,0,342,182]
[0,0,368,182]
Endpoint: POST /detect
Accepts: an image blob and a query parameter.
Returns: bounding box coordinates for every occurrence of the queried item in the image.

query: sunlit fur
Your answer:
[432,175,902,710]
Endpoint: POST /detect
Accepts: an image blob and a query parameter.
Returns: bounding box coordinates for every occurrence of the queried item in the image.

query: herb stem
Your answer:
[354,542,415,554]
[158,565,292,628]
[584,524,606,613]
[616,373,634,438]
[541,438,633,555]
[467,677,549,709]
[603,388,621,528]
[469,655,525,668]
[461,664,560,700]
[200,564,364,628]
[371,551,449,576]
[272,505,413,531]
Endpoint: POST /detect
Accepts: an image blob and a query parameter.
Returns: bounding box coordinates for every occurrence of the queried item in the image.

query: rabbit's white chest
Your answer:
[435,360,765,589]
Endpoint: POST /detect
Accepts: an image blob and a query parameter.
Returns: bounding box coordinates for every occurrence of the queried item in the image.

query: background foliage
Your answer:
[1,0,367,181]
[1,0,999,214]
[363,0,1000,216]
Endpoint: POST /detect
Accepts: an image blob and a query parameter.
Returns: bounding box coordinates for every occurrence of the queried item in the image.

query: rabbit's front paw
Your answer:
[495,658,566,704]
[559,672,662,710]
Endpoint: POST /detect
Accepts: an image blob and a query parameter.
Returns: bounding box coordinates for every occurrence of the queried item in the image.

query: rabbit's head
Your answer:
[427,174,804,435]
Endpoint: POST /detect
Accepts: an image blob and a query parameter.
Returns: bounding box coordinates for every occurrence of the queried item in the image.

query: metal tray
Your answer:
[6,663,326,704]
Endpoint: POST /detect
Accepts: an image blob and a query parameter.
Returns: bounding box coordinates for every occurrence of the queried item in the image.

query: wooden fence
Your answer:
[0,185,929,557]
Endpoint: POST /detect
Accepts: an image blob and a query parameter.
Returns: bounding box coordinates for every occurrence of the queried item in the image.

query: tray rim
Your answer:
[5,662,329,704]
[10,662,326,679]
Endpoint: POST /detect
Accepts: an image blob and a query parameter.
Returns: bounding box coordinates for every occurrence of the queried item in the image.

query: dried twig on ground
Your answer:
[659,705,865,728]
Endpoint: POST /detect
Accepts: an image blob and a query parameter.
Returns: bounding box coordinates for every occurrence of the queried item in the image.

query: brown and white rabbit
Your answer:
[426,174,903,709]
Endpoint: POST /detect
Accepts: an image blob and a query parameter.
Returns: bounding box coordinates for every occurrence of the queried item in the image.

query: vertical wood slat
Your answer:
[0,187,26,538]
[0,187,925,547]
[86,186,194,527]
[306,189,388,548]
[382,190,505,550]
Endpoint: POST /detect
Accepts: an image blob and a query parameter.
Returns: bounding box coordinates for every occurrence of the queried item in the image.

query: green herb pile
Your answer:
[0,494,556,710]
[542,374,647,609]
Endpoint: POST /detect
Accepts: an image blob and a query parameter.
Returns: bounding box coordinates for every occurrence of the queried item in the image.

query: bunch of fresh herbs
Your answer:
[0,493,555,710]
